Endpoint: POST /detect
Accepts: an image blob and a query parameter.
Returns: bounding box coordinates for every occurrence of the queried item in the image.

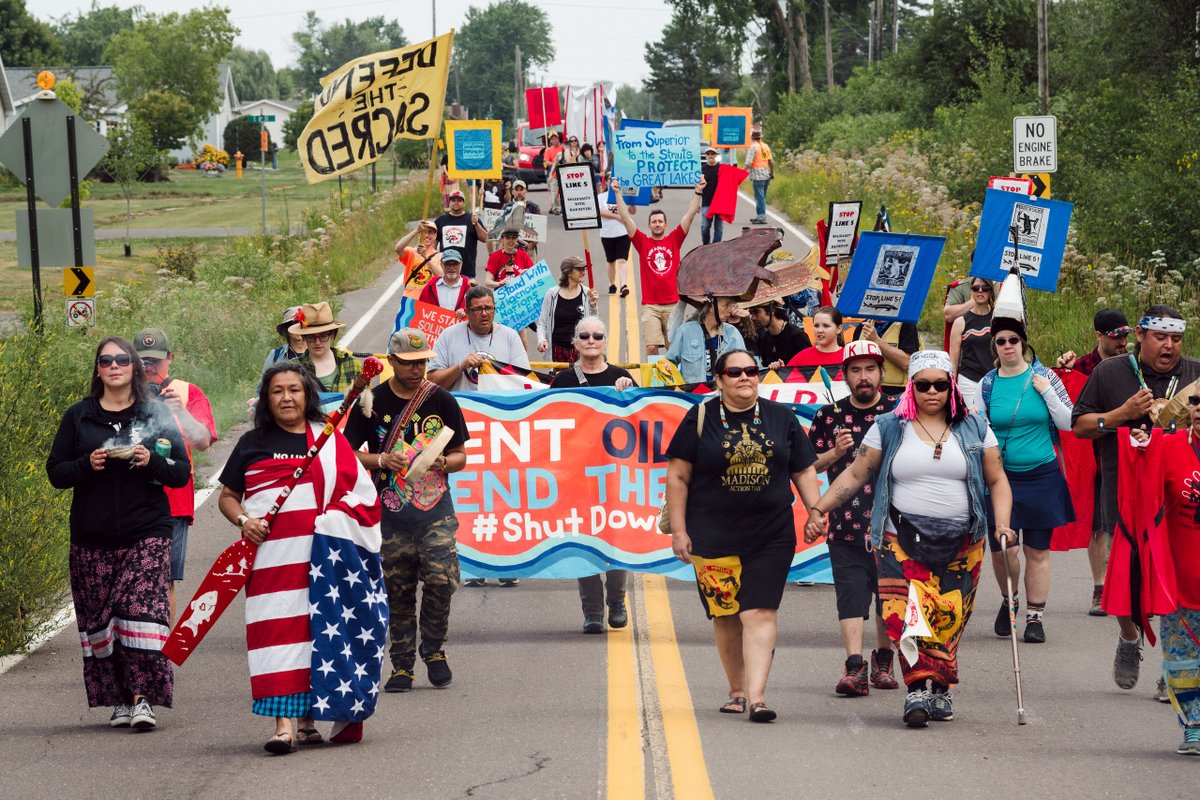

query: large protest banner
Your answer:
[970,188,1073,292]
[837,231,946,323]
[450,388,832,582]
[445,120,502,179]
[494,260,555,330]
[612,124,701,189]
[392,296,459,344]
[298,32,453,182]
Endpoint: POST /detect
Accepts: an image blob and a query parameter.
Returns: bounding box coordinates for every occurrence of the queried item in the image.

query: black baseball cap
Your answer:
[1093,308,1131,337]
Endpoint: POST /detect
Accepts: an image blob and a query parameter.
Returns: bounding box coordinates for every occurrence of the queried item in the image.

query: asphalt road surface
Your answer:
[1,186,1193,800]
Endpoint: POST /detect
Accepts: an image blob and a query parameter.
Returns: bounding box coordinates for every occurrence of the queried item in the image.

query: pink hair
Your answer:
[899,370,968,422]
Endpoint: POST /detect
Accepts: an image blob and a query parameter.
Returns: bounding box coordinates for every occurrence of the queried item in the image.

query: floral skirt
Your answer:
[877,533,984,688]
[1162,606,1200,728]
[70,537,173,707]
[552,344,579,365]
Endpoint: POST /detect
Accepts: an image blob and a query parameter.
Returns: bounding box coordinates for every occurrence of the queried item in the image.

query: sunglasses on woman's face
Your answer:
[994,336,1021,346]
[1188,395,1200,407]
[577,332,605,341]
[914,379,951,393]
[98,354,132,367]
[971,285,990,293]
[721,365,760,378]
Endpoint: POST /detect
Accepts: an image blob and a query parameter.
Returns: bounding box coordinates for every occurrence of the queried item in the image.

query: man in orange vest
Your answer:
[135,328,219,623]
[744,127,774,224]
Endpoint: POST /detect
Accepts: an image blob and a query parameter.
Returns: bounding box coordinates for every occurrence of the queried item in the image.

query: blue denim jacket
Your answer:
[664,321,746,383]
[867,411,992,549]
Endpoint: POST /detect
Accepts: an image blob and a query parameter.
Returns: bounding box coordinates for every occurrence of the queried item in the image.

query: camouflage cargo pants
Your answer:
[381,511,460,671]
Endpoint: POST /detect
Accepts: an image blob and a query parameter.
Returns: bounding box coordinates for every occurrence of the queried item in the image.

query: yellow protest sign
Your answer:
[700,88,719,143]
[298,31,454,183]
[445,120,503,180]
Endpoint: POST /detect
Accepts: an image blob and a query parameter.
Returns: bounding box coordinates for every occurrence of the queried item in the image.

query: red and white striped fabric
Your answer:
[241,424,381,701]
[80,617,170,657]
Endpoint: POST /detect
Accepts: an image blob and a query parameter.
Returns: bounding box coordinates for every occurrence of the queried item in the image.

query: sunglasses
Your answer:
[141,357,162,366]
[468,305,495,314]
[303,331,333,342]
[577,332,605,341]
[994,336,1022,346]
[1188,396,1200,407]
[721,365,761,378]
[914,379,951,393]
[98,354,132,367]
[971,285,991,293]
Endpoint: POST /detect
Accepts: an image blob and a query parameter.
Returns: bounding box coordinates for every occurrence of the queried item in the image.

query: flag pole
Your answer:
[423,136,440,220]
[581,230,595,289]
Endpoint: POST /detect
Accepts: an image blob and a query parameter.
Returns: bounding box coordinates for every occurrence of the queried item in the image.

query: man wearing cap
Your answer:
[344,328,470,692]
[434,190,490,280]
[1072,304,1200,690]
[502,180,541,216]
[484,226,535,289]
[395,219,444,301]
[610,175,705,355]
[428,286,531,393]
[134,327,219,623]
[743,128,774,224]
[850,319,922,397]
[699,147,723,245]
[418,248,470,317]
[806,341,899,696]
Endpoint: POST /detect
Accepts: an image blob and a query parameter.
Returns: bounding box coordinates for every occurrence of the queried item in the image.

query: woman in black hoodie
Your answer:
[46,337,190,732]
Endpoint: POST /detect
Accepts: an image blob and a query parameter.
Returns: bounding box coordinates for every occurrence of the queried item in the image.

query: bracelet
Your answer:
[694,192,702,196]
[236,513,248,528]
[377,453,384,469]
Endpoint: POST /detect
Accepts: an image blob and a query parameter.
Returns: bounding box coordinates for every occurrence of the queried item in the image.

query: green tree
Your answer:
[101,120,166,250]
[0,0,63,67]
[227,45,278,101]
[290,13,407,95]
[53,2,140,66]
[224,115,275,163]
[276,67,302,101]
[282,98,314,150]
[643,9,741,118]
[615,84,653,120]
[454,0,554,127]
[129,91,197,151]
[54,77,84,115]
[105,6,237,147]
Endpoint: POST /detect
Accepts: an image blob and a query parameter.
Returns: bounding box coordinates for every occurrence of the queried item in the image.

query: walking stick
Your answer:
[162,357,384,666]
[998,531,1027,725]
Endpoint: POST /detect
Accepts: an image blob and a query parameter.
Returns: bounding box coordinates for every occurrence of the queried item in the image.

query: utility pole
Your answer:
[893,0,899,53]
[432,0,436,37]
[514,45,522,129]
[1037,0,1049,114]
[824,0,834,89]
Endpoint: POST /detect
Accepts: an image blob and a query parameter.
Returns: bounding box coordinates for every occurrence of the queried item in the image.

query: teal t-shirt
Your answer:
[989,366,1056,472]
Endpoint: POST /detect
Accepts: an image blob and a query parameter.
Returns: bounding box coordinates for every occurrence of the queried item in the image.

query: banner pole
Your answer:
[581,229,594,289]
[423,137,440,220]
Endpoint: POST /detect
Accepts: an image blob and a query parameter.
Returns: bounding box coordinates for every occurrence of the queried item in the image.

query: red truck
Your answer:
[505,121,563,185]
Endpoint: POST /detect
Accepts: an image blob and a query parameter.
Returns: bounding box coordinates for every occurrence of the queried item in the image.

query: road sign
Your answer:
[1012,115,1057,174]
[0,98,109,207]
[246,115,276,122]
[988,176,1033,195]
[63,266,94,297]
[1021,172,1052,199]
[66,298,95,327]
[16,209,95,268]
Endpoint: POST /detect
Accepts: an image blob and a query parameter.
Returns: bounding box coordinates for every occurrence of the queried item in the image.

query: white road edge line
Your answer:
[737,190,817,248]
[0,266,407,676]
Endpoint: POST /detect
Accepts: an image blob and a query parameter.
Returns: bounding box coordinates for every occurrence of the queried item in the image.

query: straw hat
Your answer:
[288,302,345,336]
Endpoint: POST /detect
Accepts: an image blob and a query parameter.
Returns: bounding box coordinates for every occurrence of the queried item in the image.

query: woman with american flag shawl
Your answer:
[217,362,385,754]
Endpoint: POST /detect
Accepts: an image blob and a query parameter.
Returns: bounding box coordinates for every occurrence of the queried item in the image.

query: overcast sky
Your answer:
[41,0,676,89]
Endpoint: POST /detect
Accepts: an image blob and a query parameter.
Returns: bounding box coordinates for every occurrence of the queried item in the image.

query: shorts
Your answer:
[169,516,190,581]
[640,303,675,348]
[828,541,882,620]
[601,234,631,264]
[692,537,793,620]
[988,527,1053,553]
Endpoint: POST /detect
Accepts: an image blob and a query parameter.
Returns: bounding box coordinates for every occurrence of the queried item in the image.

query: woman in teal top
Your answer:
[979,316,1074,645]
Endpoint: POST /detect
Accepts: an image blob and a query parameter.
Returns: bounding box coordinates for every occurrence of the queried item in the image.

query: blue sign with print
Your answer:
[837,231,946,323]
[611,118,657,205]
[453,128,494,173]
[970,188,1073,292]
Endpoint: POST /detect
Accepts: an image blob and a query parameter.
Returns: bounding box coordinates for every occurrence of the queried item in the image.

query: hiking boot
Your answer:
[384,668,414,693]
[421,648,453,688]
[1179,726,1200,756]
[583,614,604,634]
[608,601,628,629]
[870,648,899,690]
[109,704,133,728]
[995,598,1017,638]
[1089,585,1107,616]
[130,699,156,731]
[498,578,520,587]
[836,657,870,697]
[1155,676,1171,703]
[1023,619,1046,644]
[903,690,931,728]
[1113,636,1142,690]
[929,689,954,721]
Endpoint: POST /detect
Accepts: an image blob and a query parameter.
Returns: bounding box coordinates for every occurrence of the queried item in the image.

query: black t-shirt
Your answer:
[552,294,583,348]
[220,426,310,494]
[759,322,811,366]
[343,381,469,490]
[549,364,633,388]
[700,162,720,205]
[958,310,994,382]
[666,399,816,557]
[434,211,480,278]
[808,396,896,545]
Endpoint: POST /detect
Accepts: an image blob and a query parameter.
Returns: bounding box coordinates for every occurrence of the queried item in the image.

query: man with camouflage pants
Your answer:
[345,328,470,692]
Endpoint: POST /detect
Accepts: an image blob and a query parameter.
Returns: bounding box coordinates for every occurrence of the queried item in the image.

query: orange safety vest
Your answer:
[750,142,773,169]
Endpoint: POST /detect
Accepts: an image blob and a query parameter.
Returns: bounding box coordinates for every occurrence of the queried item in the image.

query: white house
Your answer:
[234,98,298,146]
[182,63,239,159]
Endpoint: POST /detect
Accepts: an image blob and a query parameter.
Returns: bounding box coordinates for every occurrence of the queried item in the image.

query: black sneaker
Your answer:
[608,284,618,294]
[498,578,520,587]
[608,601,628,628]
[1024,619,1046,644]
[995,598,1017,637]
[903,690,931,728]
[422,648,453,688]
[384,668,414,693]
[583,614,604,634]
[464,579,485,587]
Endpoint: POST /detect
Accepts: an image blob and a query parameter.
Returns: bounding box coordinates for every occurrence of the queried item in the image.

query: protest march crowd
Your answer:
[42,111,1200,762]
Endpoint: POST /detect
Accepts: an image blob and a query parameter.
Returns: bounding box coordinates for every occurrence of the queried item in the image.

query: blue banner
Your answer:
[612,125,701,189]
[493,259,556,331]
[836,230,946,323]
[970,188,1073,292]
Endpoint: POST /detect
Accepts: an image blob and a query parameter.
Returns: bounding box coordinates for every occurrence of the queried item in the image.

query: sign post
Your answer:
[1012,115,1057,174]
[557,161,602,288]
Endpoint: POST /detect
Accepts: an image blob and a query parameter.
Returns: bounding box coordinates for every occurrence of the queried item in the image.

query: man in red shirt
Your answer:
[483,226,534,289]
[611,176,705,355]
[134,327,219,623]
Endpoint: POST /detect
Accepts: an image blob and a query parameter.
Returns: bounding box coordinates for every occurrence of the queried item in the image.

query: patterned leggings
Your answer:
[1161,606,1200,728]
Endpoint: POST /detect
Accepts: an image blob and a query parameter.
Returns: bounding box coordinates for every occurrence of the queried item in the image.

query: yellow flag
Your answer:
[298,31,454,183]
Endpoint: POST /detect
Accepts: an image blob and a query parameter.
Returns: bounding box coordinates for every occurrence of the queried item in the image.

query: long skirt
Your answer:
[70,537,173,707]
[1162,606,1200,728]
[877,532,984,687]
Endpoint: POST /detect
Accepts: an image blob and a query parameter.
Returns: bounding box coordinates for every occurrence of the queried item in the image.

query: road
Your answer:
[1,186,1193,800]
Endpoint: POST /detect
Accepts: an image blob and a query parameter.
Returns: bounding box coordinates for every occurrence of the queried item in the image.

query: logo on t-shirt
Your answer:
[647,245,673,276]
[442,225,467,248]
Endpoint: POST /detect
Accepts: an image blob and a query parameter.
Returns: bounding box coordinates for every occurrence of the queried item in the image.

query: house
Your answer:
[0,53,15,131]
[189,63,240,159]
[234,98,299,147]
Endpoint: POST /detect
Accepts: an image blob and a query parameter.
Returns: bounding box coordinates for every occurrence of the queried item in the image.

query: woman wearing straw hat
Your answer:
[292,302,362,397]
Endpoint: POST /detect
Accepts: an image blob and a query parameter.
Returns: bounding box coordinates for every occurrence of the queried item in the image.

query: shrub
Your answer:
[224,115,276,163]
[150,242,201,280]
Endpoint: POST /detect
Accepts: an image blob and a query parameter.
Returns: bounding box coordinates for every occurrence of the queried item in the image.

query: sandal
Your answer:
[748,702,777,723]
[295,726,324,745]
[719,696,747,714]
[264,731,295,755]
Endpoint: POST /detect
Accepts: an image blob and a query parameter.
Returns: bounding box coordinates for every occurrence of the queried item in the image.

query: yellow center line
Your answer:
[606,604,644,798]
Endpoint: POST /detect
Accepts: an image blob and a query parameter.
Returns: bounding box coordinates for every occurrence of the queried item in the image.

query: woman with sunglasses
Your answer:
[46,337,191,732]
[665,297,746,383]
[291,301,362,397]
[550,317,635,632]
[807,351,1013,728]
[537,256,599,364]
[978,317,1074,644]
[786,306,845,373]
[667,349,821,722]
[949,279,995,410]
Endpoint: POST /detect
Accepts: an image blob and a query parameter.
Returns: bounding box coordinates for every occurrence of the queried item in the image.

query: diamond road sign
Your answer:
[0,97,110,208]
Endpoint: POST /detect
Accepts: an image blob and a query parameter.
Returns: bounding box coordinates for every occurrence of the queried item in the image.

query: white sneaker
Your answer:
[109,704,133,728]
[130,699,157,731]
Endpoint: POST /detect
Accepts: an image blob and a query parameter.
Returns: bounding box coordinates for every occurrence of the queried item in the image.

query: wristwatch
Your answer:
[236,513,249,528]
